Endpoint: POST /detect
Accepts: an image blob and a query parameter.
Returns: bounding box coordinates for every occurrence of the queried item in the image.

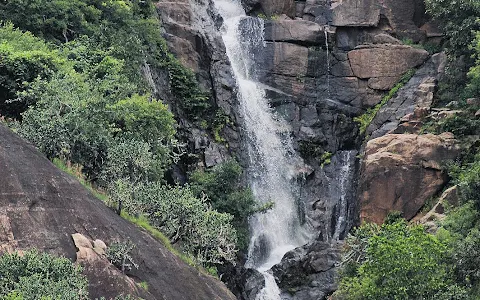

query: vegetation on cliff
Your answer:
[0,250,88,299]
[0,0,254,284]
[337,0,480,298]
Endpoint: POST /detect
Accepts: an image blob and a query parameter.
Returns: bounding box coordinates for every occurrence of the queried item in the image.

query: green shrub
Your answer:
[0,249,88,299]
[335,220,466,299]
[0,23,63,117]
[189,160,256,249]
[106,240,138,274]
[109,180,238,265]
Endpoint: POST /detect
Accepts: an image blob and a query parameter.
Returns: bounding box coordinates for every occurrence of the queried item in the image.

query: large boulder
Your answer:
[241,0,296,18]
[272,241,341,300]
[331,0,425,41]
[359,133,461,224]
[348,44,429,81]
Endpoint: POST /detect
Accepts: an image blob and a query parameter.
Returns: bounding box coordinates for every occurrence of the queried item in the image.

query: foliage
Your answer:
[336,220,466,299]
[425,0,480,58]
[447,153,480,208]
[354,69,416,135]
[0,249,88,299]
[106,240,139,274]
[109,180,238,265]
[189,160,256,249]
[0,23,63,117]
[120,212,196,268]
[466,32,480,98]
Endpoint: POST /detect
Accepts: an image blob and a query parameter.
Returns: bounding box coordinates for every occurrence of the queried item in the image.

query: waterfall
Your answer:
[213,0,310,298]
[332,151,354,240]
[324,27,330,99]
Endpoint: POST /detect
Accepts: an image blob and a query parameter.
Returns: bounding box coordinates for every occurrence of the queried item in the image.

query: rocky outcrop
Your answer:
[359,133,461,224]
[0,124,235,300]
[367,52,446,138]
[72,233,148,298]
[154,0,239,171]
[272,241,341,300]
[348,44,429,89]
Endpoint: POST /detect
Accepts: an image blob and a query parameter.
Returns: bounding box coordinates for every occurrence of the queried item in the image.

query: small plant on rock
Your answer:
[106,240,139,274]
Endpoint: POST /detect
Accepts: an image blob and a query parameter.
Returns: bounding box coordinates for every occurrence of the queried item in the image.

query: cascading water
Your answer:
[324,27,330,98]
[213,0,310,298]
[332,151,354,240]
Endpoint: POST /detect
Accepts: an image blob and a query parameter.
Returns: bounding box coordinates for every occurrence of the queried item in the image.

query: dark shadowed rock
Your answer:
[272,241,341,300]
[0,124,235,300]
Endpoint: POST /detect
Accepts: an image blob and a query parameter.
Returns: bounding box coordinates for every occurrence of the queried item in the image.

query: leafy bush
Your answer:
[0,23,63,117]
[0,249,88,299]
[425,0,480,58]
[109,180,238,264]
[189,160,256,249]
[106,240,139,274]
[335,220,466,299]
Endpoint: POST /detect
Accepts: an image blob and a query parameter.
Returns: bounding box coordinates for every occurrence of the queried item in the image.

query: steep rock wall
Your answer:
[154,0,444,298]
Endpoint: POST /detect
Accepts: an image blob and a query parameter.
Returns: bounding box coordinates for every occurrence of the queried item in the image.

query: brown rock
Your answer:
[383,0,426,42]
[93,239,107,256]
[348,45,429,79]
[72,233,93,249]
[331,0,381,27]
[467,98,480,106]
[371,33,402,45]
[259,0,296,18]
[264,19,323,44]
[360,133,460,224]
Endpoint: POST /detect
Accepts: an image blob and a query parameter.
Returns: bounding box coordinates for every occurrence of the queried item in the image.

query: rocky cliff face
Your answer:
[0,124,235,300]
[154,0,448,298]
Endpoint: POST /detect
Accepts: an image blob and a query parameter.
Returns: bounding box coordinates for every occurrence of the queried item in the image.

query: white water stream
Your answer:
[213,1,310,298]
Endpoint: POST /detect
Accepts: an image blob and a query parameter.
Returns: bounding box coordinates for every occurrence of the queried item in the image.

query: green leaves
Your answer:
[0,249,88,300]
[336,220,466,299]
[108,181,238,264]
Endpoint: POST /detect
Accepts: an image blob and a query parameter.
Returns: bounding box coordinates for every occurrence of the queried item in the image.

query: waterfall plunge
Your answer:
[213,0,310,298]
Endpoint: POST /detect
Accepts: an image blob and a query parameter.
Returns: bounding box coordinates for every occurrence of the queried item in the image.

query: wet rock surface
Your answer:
[0,124,235,300]
[272,241,341,300]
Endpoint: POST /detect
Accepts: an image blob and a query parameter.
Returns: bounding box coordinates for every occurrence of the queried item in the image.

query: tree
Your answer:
[109,181,238,264]
[425,0,480,58]
[189,159,257,249]
[335,220,467,299]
